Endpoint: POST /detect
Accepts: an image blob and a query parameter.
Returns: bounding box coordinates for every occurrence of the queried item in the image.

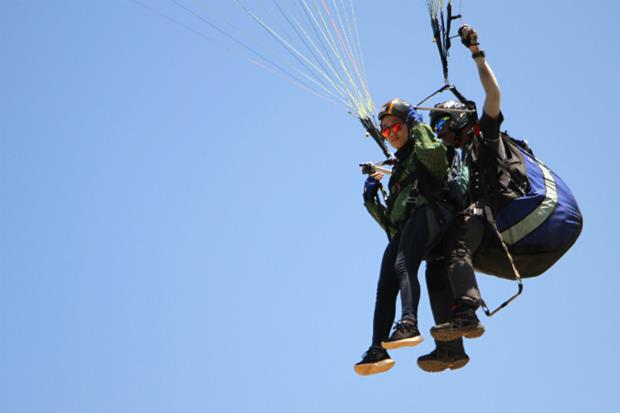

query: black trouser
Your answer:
[426,258,465,352]
[440,212,484,307]
[420,211,485,353]
[371,204,453,346]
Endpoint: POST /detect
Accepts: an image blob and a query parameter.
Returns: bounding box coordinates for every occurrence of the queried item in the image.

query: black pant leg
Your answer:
[371,235,400,346]
[426,259,453,324]
[444,213,485,306]
[394,207,432,322]
[426,259,466,352]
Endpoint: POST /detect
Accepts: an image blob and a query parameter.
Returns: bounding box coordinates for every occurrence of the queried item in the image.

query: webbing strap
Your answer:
[417,84,476,110]
[417,84,452,106]
[479,204,524,317]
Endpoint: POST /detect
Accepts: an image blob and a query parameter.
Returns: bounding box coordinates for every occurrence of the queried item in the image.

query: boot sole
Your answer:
[417,357,469,373]
[381,335,424,350]
[354,359,395,376]
[430,325,485,342]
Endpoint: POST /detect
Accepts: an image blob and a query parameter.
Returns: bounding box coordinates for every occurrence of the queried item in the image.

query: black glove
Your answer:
[458,24,479,47]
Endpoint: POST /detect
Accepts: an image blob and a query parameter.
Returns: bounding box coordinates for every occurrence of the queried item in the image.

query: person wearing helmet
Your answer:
[354,98,455,375]
[417,24,506,371]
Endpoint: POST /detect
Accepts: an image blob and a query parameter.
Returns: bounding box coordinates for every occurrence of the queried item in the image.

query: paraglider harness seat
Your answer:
[391,160,450,227]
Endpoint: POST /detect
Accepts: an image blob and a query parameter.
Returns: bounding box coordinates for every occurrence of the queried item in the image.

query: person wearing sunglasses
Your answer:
[417,23,507,371]
[354,98,456,375]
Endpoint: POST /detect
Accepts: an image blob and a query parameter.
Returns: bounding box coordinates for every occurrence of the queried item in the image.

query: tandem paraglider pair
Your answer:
[354,24,583,375]
[132,0,583,376]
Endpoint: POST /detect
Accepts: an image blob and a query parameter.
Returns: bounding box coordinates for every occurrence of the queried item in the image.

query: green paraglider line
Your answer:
[133,0,352,110]
[322,0,373,118]
[271,0,341,99]
[133,0,395,153]
[307,0,368,118]
[130,0,221,46]
[234,0,362,114]
[172,0,347,104]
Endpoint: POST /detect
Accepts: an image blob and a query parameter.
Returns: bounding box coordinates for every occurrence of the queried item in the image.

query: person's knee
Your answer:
[448,241,473,266]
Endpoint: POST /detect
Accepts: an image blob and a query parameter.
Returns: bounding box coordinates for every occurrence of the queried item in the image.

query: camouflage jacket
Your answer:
[364,123,449,237]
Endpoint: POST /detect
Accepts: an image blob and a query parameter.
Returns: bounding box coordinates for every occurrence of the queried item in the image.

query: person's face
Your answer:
[439,128,459,147]
[380,114,409,150]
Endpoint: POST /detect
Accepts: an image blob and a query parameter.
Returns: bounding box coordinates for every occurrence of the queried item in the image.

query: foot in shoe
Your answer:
[381,320,424,350]
[354,345,395,376]
[417,347,470,373]
[430,317,485,342]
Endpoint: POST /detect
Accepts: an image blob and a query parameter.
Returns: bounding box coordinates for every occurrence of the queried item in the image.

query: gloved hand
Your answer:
[406,107,423,127]
[363,176,380,201]
[458,24,479,48]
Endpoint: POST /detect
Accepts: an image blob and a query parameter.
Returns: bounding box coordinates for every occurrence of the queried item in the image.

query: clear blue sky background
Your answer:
[2,1,619,412]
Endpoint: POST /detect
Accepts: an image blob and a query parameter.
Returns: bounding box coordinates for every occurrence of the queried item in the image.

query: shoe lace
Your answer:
[361,346,381,360]
[391,320,416,333]
[391,322,402,334]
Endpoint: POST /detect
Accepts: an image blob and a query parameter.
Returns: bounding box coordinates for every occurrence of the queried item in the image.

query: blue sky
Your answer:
[2,1,619,412]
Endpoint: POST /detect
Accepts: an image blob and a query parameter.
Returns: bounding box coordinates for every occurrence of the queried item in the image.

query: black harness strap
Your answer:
[466,134,526,317]
[478,203,524,317]
[371,183,394,242]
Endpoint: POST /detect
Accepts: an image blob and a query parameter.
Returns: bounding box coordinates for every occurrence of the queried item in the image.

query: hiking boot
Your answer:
[417,346,470,373]
[354,346,395,376]
[430,307,485,342]
[381,320,424,350]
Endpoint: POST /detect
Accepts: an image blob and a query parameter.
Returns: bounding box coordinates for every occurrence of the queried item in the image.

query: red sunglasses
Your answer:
[380,121,404,138]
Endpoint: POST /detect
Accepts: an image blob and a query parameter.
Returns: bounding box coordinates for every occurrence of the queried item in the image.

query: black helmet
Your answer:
[378,98,421,129]
[429,100,476,131]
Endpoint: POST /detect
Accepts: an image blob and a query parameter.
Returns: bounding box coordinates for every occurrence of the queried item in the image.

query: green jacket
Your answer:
[364,123,449,237]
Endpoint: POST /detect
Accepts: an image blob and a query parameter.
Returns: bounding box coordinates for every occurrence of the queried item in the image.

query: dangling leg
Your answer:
[381,207,430,350]
[354,236,400,375]
[417,259,470,372]
[431,213,485,342]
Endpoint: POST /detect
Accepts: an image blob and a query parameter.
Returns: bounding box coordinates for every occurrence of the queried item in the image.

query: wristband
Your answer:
[472,50,486,59]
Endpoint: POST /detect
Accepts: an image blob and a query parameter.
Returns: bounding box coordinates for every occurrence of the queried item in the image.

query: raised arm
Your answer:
[459,25,501,119]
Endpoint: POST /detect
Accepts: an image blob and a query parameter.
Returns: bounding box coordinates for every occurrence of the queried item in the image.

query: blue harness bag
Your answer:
[473,136,583,279]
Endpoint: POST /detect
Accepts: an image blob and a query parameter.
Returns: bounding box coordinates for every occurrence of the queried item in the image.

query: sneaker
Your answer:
[417,347,470,373]
[381,320,424,350]
[354,346,395,376]
[430,307,485,342]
